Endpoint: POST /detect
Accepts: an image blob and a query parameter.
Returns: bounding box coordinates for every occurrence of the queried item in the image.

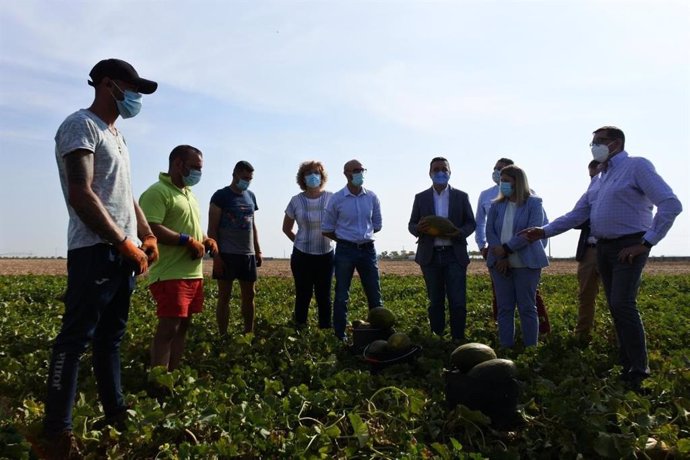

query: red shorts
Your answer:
[149,279,204,318]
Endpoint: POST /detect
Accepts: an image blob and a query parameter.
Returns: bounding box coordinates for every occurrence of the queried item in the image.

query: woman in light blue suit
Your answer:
[486,165,548,348]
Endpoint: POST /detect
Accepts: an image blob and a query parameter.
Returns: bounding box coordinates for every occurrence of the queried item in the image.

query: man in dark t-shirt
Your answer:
[208,161,262,335]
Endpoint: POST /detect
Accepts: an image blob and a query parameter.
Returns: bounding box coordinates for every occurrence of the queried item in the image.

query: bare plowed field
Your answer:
[2,258,688,276]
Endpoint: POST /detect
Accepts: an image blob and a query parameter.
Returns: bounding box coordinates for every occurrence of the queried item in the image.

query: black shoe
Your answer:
[41,430,83,460]
[451,337,466,346]
[93,407,129,431]
[146,382,173,400]
[621,372,649,395]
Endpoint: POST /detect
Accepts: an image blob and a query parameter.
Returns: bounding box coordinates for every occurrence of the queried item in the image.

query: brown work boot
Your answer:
[43,430,83,460]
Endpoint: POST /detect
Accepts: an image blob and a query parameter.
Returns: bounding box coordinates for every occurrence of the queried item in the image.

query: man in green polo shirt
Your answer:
[139,145,218,370]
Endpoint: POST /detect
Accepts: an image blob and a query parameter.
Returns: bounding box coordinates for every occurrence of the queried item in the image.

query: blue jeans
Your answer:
[420,248,467,340]
[333,243,382,338]
[44,244,135,435]
[290,248,334,328]
[597,235,650,379]
[490,267,541,347]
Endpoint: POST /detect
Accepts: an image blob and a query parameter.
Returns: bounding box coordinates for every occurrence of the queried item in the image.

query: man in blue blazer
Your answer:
[409,157,476,341]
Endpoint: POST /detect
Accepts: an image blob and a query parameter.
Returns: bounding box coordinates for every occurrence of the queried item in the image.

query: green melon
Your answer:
[450,343,497,373]
[421,215,456,237]
[367,339,389,356]
[467,358,517,382]
[352,319,370,329]
[387,332,411,352]
[367,307,395,329]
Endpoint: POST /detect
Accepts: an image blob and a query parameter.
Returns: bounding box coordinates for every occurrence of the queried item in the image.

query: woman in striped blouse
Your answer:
[282,161,334,329]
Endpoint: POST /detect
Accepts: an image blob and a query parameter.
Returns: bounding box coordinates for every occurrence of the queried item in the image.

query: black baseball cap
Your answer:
[88,58,158,94]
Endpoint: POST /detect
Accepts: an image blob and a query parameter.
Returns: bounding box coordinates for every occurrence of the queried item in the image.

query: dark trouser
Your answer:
[420,247,468,340]
[597,234,650,379]
[44,244,135,435]
[290,247,334,328]
[333,242,382,338]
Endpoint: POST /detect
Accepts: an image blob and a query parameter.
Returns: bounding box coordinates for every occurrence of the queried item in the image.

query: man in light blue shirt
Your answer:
[476,158,514,256]
[523,126,683,390]
[322,159,383,340]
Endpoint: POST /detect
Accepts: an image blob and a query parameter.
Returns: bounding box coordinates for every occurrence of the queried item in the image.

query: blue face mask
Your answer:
[111,82,142,119]
[183,169,202,187]
[432,171,450,186]
[492,169,501,185]
[305,173,321,189]
[236,179,250,191]
[499,181,513,197]
[351,172,364,187]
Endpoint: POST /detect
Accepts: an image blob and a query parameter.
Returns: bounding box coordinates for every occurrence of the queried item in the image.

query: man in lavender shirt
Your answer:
[522,126,682,391]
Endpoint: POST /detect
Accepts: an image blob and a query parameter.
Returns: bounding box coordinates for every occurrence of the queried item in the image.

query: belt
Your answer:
[597,232,645,244]
[433,246,453,251]
[337,240,374,250]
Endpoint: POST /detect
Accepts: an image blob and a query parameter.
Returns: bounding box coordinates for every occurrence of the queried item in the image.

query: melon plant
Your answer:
[450,342,497,373]
[367,307,395,329]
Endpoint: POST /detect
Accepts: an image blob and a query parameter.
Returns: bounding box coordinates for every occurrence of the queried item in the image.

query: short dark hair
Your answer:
[169,145,202,165]
[233,160,254,174]
[430,156,448,167]
[593,126,625,149]
[496,157,514,166]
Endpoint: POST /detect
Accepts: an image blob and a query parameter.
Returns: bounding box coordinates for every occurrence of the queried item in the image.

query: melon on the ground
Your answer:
[367,339,389,356]
[450,343,497,373]
[367,307,395,329]
[467,358,517,382]
[445,368,521,429]
[447,358,521,429]
[352,319,370,329]
[387,332,411,352]
[421,215,456,237]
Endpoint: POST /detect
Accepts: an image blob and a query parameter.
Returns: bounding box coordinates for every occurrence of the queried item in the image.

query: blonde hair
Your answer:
[296,161,328,191]
[494,164,531,206]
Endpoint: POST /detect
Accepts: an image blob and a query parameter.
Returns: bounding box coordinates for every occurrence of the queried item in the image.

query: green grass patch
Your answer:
[1,274,689,459]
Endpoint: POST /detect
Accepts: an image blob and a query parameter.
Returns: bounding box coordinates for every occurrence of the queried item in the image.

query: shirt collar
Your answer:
[607,150,628,169]
[431,184,450,195]
[159,172,187,192]
[344,186,367,197]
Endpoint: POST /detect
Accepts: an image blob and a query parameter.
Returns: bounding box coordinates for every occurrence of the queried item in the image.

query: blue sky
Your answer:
[1,0,688,258]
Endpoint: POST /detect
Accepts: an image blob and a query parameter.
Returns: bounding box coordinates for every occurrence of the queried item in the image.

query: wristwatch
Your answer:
[641,239,653,249]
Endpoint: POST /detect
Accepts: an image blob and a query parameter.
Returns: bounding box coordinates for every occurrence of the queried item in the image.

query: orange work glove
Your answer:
[203,237,219,256]
[186,237,206,260]
[117,237,148,275]
[140,234,159,264]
